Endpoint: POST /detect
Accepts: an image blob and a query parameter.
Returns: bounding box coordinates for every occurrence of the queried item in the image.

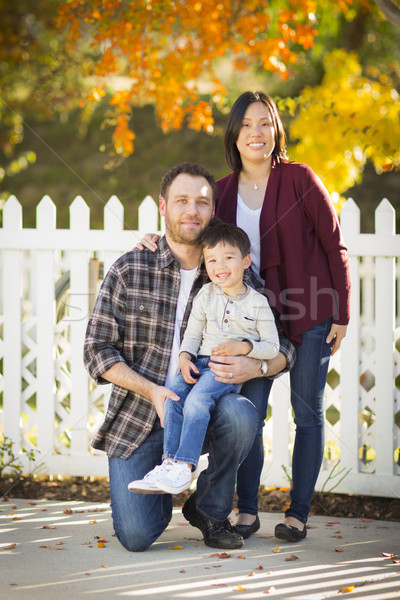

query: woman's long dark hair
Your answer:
[223,91,288,173]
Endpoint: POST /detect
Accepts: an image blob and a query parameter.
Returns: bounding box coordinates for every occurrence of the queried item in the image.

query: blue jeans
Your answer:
[236,318,333,524]
[163,357,238,468]
[108,392,258,551]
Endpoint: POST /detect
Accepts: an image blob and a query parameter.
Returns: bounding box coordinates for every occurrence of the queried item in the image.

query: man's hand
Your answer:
[326,323,347,355]
[148,383,180,428]
[179,352,200,384]
[211,340,252,357]
[209,352,288,384]
[134,233,160,252]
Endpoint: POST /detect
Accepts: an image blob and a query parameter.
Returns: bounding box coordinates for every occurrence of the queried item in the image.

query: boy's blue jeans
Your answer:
[163,356,239,468]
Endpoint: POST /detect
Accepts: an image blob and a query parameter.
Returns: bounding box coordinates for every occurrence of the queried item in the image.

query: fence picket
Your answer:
[36,196,56,457]
[69,197,91,458]
[375,199,396,478]
[2,197,23,451]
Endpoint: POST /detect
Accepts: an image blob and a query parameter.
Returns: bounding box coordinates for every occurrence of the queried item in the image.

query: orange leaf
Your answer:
[98,538,107,543]
[97,542,106,548]
[335,548,344,552]
[41,525,56,529]
[237,555,246,559]
[101,565,108,568]
[89,520,97,524]
[264,586,276,594]
[63,508,73,514]
[3,543,16,549]
[48,546,63,550]
[339,586,355,593]
[285,554,299,561]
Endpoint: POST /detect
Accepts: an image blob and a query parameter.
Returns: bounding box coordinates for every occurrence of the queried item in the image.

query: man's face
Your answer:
[159,173,214,245]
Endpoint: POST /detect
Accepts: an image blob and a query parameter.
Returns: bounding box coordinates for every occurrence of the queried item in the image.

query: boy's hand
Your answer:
[179,352,200,384]
[148,384,179,428]
[211,340,252,357]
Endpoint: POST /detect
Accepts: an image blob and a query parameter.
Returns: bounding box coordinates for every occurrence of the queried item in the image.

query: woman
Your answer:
[138,91,350,542]
[215,91,350,542]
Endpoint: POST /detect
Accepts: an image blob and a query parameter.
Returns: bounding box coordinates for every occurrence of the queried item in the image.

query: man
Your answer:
[84,162,293,552]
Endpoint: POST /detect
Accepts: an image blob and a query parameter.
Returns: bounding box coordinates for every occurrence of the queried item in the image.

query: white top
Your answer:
[165,266,198,387]
[237,193,262,276]
[180,282,279,360]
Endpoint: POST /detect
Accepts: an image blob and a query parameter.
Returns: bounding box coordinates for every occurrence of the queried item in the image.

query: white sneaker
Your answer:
[156,461,192,494]
[128,463,170,494]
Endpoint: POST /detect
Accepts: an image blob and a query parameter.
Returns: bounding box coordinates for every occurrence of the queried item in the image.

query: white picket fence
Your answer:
[0,194,399,499]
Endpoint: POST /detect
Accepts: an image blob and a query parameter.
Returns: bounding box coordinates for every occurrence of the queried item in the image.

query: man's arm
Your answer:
[101,362,179,427]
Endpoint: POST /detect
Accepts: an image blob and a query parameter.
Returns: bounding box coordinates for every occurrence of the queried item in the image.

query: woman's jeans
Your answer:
[108,391,258,552]
[237,318,333,524]
[163,357,238,469]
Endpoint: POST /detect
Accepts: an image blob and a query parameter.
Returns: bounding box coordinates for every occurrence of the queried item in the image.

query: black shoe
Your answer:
[275,522,307,542]
[233,515,260,539]
[182,493,244,549]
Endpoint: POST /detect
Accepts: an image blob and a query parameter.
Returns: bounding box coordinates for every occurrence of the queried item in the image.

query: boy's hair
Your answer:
[202,218,251,257]
[160,162,217,205]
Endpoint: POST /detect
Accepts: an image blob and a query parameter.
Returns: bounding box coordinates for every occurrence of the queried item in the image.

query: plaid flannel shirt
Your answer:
[84,236,295,459]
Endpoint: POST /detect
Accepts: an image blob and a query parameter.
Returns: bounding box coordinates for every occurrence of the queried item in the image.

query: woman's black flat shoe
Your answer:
[275,522,307,542]
[233,515,260,539]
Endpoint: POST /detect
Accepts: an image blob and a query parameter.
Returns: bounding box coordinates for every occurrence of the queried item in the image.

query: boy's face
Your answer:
[203,241,251,295]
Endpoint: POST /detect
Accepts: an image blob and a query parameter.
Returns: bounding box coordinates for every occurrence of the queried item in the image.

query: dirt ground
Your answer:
[1,475,399,522]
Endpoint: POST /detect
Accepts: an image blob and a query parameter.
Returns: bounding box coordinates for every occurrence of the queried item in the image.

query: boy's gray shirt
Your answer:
[180,282,279,360]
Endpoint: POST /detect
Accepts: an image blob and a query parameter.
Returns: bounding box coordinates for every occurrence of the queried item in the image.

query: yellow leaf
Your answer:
[272,545,282,553]
[339,586,355,593]
[3,543,16,549]
[168,545,184,550]
[97,542,106,548]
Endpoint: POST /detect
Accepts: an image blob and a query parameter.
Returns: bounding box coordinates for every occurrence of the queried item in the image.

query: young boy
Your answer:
[128,221,279,495]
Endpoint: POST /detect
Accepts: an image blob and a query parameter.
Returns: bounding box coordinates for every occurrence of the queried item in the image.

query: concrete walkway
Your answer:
[1,498,400,600]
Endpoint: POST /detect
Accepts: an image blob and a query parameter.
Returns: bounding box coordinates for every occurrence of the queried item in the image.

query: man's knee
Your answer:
[114,519,164,552]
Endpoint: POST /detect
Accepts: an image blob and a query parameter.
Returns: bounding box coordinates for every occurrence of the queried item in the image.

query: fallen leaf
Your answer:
[256,565,264,570]
[361,518,372,522]
[97,542,106,548]
[236,585,246,590]
[382,552,397,558]
[212,583,228,587]
[63,508,73,514]
[82,542,91,545]
[48,546,63,550]
[285,555,299,561]
[393,559,400,564]
[248,572,255,576]
[101,565,108,568]
[97,538,107,543]
[85,573,90,576]
[327,521,341,524]
[56,541,63,545]
[41,525,56,530]
[335,548,344,552]
[264,586,276,594]
[168,545,184,550]
[332,535,343,539]
[89,520,97,524]
[2,543,16,549]
[237,555,246,559]
[2,497,9,502]
[12,517,22,521]
[177,522,189,526]
[26,501,37,505]
[272,545,282,553]
[179,569,185,573]
[39,545,48,548]
[339,586,355,593]
[209,552,231,558]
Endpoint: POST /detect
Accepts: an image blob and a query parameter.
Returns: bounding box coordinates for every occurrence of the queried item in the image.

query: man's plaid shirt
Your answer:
[84,236,295,459]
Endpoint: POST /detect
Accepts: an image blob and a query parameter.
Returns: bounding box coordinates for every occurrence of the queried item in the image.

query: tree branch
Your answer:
[374,0,400,28]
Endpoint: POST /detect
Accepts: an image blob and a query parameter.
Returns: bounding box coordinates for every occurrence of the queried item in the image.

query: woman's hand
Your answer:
[134,233,160,252]
[326,323,347,355]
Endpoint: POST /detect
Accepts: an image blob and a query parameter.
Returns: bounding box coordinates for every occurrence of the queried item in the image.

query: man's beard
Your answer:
[165,214,206,245]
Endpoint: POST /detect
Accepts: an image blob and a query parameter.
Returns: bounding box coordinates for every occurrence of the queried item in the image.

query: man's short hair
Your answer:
[160,162,217,205]
[202,218,251,257]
